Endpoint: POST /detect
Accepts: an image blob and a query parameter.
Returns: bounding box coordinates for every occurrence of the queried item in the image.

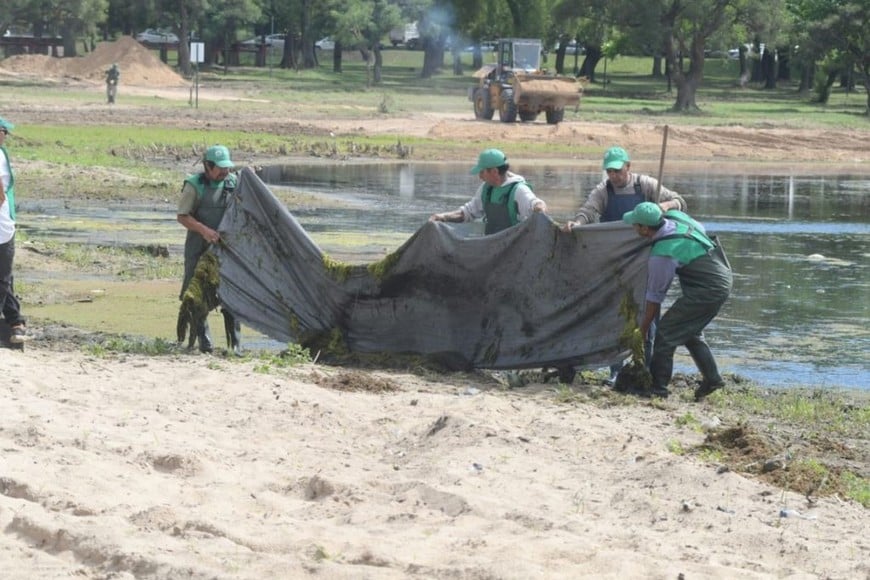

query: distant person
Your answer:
[562,146,687,383]
[0,116,28,344]
[430,148,547,233]
[105,63,120,104]
[622,202,732,400]
[177,145,241,354]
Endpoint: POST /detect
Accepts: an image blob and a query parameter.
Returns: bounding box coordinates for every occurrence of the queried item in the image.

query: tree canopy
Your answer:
[2,0,866,113]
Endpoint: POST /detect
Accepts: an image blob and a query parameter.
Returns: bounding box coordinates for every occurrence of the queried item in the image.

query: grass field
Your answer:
[164,45,868,128]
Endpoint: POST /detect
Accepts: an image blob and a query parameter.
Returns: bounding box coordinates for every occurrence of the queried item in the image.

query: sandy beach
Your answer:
[0,345,866,579]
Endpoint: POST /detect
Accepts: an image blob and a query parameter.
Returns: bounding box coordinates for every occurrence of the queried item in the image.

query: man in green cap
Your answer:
[0,116,28,344]
[563,147,686,230]
[429,148,547,234]
[177,145,241,354]
[622,202,732,400]
[562,145,687,383]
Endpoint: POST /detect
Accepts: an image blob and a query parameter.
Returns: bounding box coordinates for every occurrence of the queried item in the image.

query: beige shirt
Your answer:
[572,172,686,225]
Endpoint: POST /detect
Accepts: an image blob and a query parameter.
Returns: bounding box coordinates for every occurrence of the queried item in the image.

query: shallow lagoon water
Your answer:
[20,163,869,390]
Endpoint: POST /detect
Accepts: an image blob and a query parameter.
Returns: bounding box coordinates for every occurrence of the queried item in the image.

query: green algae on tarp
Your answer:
[367,250,402,283]
[613,292,652,392]
[322,254,352,282]
[177,252,221,348]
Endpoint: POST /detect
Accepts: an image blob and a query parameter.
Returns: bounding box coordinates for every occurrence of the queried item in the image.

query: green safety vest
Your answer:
[650,210,715,265]
[183,172,238,230]
[482,180,527,234]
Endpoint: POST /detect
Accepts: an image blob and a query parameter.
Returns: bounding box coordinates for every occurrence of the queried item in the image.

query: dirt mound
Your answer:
[0,36,186,87]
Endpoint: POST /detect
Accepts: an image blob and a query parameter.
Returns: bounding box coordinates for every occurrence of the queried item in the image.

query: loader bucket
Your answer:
[513,76,582,109]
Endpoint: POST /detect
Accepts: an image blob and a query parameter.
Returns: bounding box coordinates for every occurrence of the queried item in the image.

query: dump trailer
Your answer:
[469,38,582,124]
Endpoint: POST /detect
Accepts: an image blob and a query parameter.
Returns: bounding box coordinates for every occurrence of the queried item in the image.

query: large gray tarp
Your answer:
[216,167,650,370]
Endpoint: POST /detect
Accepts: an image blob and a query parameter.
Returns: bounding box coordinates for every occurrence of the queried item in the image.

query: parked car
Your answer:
[135,29,179,45]
[705,48,729,58]
[463,41,497,53]
[241,33,284,50]
[555,40,584,55]
[728,44,756,59]
[315,37,334,51]
[389,22,419,47]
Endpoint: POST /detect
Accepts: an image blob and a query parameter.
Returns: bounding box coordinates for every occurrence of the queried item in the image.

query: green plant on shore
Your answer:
[86,336,178,356]
[552,384,583,404]
[251,343,312,374]
[841,472,870,507]
[675,412,702,431]
[697,448,725,463]
[666,439,685,455]
[708,386,870,436]
[30,240,180,280]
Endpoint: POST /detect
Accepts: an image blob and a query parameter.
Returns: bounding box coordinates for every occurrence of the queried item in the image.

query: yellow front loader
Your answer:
[469,38,583,124]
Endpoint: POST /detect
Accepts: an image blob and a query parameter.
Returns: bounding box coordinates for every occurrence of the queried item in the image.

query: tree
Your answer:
[789,0,869,113]
[551,0,609,80]
[656,0,736,111]
[731,0,789,88]
[332,0,402,83]
[6,0,109,56]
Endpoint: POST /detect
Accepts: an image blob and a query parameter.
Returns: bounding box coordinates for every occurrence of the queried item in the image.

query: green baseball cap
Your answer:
[0,117,15,133]
[623,202,663,227]
[204,145,234,168]
[470,148,507,174]
[602,146,629,170]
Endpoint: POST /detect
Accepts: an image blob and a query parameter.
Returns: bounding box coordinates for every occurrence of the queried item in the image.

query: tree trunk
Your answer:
[762,49,777,89]
[374,46,383,84]
[332,42,342,73]
[579,46,601,82]
[301,0,316,68]
[421,38,441,79]
[671,42,705,111]
[651,55,663,78]
[777,46,790,81]
[451,47,462,75]
[61,22,77,58]
[177,3,192,77]
[860,61,870,115]
[798,64,812,93]
[472,47,482,70]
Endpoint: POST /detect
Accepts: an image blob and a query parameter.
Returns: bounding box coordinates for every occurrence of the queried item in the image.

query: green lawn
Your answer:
[160,45,867,128]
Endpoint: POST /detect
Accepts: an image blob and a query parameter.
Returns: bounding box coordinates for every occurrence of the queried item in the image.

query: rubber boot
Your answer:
[222,309,241,356]
[647,346,674,398]
[644,333,654,368]
[608,362,623,385]
[197,320,213,353]
[557,365,576,384]
[686,335,724,400]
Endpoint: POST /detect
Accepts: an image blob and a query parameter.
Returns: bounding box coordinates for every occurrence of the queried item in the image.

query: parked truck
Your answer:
[469,38,582,124]
[389,22,419,49]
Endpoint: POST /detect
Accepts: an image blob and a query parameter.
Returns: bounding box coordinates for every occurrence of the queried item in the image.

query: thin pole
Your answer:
[655,125,669,203]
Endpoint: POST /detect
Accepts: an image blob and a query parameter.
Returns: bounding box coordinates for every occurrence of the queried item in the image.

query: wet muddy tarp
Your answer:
[215,167,650,370]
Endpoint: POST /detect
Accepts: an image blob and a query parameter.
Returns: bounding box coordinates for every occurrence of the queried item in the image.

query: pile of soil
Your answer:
[0,36,186,87]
